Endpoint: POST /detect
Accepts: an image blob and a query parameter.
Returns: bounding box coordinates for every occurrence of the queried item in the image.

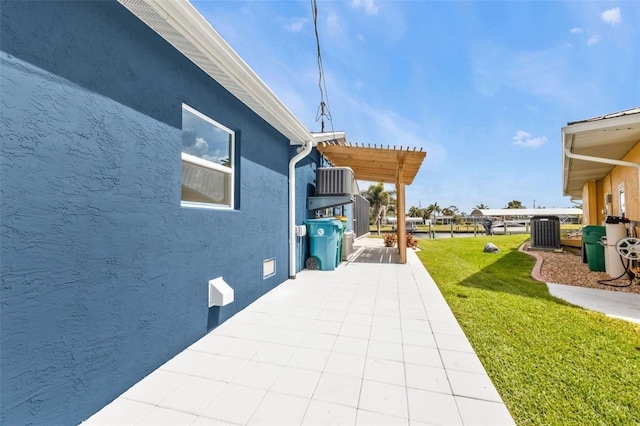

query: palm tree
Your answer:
[426,202,441,224]
[507,200,525,209]
[361,182,390,235]
[475,203,489,210]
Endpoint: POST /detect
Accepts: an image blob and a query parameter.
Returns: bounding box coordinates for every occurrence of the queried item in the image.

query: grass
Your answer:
[416,235,640,425]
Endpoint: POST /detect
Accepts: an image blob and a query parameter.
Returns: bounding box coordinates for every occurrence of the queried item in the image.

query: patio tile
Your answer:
[455,396,515,425]
[83,398,153,425]
[188,334,236,354]
[299,330,337,351]
[405,363,451,394]
[371,313,402,329]
[332,336,369,356]
[220,338,264,360]
[84,241,515,426]
[199,383,265,424]
[159,350,216,376]
[228,360,283,390]
[279,316,315,333]
[355,410,408,426]
[120,370,189,405]
[369,325,403,344]
[287,347,331,371]
[247,392,309,425]
[400,318,432,333]
[367,339,404,362]
[136,406,197,425]
[251,342,296,365]
[339,322,372,339]
[430,320,466,336]
[364,357,406,387]
[447,370,503,402]
[400,308,429,320]
[270,367,321,398]
[403,345,443,368]
[302,400,358,426]
[433,333,475,353]
[323,351,366,378]
[158,376,225,415]
[312,372,362,407]
[268,327,307,346]
[358,380,408,419]
[196,354,248,382]
[309,318,343,335]
[402,330,437,348]
[407,388,462,425]
[439,349,487,374]
[343,312,374,326]
[190,415,235,425]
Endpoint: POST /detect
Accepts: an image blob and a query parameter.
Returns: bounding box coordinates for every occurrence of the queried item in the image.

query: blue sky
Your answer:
[192,0,639,215]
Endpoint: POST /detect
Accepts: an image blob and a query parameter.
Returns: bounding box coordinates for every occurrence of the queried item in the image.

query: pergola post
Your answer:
[396,155,407,264]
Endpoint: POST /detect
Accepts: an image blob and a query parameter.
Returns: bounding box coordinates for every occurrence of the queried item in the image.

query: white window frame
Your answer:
[181,104,235,210]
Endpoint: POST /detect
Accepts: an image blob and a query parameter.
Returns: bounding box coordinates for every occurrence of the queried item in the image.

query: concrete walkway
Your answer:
[546,283,640,324]
[84,238,514,425]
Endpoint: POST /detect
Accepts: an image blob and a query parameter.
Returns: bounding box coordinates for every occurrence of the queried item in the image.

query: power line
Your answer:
[311,0,333,133]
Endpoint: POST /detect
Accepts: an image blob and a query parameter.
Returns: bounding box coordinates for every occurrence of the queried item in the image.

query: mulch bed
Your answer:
[523,243,640,294]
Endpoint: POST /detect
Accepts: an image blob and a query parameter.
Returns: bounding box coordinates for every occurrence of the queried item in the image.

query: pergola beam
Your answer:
[316,142,426,264]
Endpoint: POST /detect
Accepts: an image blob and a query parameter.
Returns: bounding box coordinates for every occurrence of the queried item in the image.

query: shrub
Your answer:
[383,233,397,247]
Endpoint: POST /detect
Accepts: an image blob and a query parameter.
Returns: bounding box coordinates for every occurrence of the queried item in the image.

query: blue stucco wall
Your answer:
[0,1,309,423]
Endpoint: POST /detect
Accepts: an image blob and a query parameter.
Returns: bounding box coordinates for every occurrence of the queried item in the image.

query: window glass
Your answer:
[181,104,234,208]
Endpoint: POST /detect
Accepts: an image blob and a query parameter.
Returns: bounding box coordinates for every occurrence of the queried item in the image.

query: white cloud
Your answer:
[285,19,307,32]
[357,33,366,42]
[327,12,341,33]
[350,0,379,15]
[512,130,547,148]
[570,27,583,34]
[601,7,621,26]
[587,34,601,45]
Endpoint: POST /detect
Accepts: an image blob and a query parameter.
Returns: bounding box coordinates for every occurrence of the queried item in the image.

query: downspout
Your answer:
[564,146,640,216]
[289,140,316,278]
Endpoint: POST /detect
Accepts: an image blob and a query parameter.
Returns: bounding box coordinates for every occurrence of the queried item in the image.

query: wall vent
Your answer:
[530,216,561,250]
[316,167,354,196]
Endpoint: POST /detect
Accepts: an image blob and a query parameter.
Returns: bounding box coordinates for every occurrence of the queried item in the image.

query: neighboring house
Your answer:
[562,108,640,225]
[0,1,335,423]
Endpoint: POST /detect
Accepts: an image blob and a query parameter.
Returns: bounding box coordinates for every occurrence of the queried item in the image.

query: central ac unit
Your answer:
[316,167,354,196]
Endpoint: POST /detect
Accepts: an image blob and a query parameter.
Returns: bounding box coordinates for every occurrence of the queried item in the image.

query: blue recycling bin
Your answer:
[305,218,342,271]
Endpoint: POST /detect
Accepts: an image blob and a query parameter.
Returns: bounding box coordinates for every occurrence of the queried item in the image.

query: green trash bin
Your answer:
[304,219,341,271]
[582,225,606,272]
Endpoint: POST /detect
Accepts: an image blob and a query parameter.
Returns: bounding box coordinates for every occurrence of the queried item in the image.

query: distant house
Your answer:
[562,108,640,225]
[0,1,342,423]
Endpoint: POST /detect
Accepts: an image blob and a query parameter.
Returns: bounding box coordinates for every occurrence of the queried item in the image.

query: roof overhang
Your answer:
[118,0,313,145]
[316,143,426,185]
[562,107,640,199]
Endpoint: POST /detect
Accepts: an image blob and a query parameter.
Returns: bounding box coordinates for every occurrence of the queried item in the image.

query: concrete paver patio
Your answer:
[84,238,514,425]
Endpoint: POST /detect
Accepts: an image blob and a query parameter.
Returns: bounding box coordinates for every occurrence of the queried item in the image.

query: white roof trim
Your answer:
[118,0,313,145]
[562,108,640,198]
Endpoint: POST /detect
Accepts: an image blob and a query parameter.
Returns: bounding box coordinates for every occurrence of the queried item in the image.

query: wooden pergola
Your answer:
[317,142,426,263]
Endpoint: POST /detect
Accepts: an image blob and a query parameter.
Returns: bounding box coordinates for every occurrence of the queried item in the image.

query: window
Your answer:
[619,186,625,216]
[181,104,235,209]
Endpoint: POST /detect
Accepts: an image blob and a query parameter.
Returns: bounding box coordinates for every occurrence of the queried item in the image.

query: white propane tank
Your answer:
[604,223,628,278]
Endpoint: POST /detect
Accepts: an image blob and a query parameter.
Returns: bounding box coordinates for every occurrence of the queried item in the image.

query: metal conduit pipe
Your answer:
[289,140,316,278]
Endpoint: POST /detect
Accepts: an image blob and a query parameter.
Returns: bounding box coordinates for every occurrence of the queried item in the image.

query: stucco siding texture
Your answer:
[1,1,301,424]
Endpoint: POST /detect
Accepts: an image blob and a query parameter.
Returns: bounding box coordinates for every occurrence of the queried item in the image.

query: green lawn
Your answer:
[416,235,640,425]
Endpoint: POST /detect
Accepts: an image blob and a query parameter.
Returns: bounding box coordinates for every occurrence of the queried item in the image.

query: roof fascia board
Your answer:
[120,0,313,145]
[562,112,640,136]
